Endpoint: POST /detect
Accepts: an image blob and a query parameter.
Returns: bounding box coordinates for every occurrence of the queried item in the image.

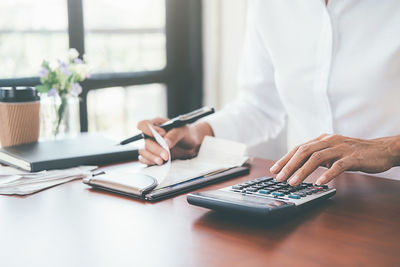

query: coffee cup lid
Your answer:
[0,87,40,103]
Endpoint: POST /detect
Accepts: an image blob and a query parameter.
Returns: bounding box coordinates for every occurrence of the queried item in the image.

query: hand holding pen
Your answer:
[124,107,215,166]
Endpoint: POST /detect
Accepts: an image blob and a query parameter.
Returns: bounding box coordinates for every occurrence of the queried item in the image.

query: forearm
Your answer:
[385,135,400,167]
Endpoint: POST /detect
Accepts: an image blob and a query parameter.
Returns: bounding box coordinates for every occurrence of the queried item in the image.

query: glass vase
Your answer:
[40,94,80,140]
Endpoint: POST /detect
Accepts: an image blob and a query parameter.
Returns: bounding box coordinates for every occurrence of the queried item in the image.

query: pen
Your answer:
[119,106,215,145]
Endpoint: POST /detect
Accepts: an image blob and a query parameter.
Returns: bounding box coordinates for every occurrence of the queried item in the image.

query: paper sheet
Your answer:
[0,165,96,195]
[140,136,247,189]
[147,124,171,184]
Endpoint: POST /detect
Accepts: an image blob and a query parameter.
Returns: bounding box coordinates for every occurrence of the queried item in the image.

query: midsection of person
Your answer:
[136,0,400,184]
[255,0,400,148]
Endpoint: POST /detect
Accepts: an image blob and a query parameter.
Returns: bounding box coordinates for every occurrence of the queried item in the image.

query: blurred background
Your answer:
[0,0,284,158]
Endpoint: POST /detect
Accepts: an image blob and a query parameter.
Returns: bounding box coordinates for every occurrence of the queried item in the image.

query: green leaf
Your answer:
[35,84,51,93]
[41,60,50,69]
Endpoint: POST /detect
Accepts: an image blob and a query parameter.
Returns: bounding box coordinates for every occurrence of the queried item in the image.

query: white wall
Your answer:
[202,0,287,160]
[202,0,247,108]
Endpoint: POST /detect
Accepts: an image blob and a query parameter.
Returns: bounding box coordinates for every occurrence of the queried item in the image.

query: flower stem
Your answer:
[55,96,67,136]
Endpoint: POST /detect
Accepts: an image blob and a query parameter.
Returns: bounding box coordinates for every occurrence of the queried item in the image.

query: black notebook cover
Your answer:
[0,134,139,172]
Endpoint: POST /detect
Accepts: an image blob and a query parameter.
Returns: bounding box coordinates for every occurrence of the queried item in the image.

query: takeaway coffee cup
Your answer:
[0,87,40,147]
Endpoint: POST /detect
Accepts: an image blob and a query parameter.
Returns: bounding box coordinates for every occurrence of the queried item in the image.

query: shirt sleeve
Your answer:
[204,1,287,147]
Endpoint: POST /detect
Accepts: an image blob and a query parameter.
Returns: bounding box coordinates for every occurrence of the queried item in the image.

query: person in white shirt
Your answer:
[137,0,400,185]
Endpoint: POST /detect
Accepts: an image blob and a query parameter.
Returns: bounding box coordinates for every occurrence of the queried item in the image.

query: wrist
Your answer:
[189,121,214,150]
[390,136,400,167]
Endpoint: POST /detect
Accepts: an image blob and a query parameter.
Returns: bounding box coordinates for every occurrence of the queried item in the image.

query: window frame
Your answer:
[0,0,203,132]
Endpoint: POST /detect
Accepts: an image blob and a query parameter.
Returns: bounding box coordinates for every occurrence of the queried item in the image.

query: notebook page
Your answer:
[140,136,247,189]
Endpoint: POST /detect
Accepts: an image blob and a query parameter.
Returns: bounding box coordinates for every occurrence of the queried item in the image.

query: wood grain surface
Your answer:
[0,158,399,267]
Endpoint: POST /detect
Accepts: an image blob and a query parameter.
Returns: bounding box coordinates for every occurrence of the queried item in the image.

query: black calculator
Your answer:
[187,176,336,218]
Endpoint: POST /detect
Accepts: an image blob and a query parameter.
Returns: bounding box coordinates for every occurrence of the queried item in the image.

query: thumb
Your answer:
[164,128,186,148]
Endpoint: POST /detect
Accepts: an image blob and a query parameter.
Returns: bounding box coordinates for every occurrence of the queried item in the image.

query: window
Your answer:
[0,0,68,78]
[84,0,166,73]
[87,84,167,137]
[0,0,202,137]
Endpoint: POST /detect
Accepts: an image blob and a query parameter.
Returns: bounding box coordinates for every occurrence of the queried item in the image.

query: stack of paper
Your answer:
[0,165,96,195]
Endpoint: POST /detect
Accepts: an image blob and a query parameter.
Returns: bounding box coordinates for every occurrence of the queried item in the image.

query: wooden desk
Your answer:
[0,158,399,267]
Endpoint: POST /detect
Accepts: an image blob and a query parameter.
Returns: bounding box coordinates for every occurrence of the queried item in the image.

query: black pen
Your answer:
[119,106,215,145]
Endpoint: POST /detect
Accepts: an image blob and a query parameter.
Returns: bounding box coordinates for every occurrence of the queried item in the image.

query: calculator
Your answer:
[187,176,336,218]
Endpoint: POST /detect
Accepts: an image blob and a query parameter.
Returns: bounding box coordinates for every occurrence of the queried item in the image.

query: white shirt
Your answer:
[206,0,400,179]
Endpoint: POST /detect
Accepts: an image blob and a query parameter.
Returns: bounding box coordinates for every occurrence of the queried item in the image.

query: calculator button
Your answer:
[272,192,284,197]
[269,187,280,192]
[288,194,301,199]
[321,185,329,189]
[232,185,242,190]
[304,189,313,195]
[258,189,271,194]
[246,187,258,192]
[260,177,273,182]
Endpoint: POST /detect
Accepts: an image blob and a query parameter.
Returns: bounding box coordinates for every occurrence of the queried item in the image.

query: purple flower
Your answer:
[48,88,58,97]
[73,58,83,64]
[71,83,82,96]
[58,60,71,75]
[39,67,49,78]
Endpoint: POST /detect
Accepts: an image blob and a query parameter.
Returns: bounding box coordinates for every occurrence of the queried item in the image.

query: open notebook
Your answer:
[83,136,249,201]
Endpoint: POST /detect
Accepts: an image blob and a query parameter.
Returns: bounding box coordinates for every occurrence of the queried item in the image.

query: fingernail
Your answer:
[156,158,163,165]
[315,176,325,185]
[270,164,279,173]
[288,175,298,186]
[161,151,168,161]
[276,171,285,181]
